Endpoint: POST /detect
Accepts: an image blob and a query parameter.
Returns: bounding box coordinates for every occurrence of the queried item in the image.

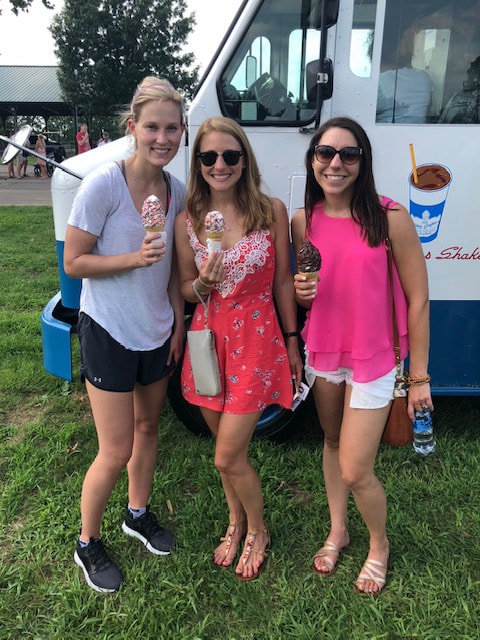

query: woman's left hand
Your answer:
[140,233,166,266]
[287,340,303,393]
[407,382,434,420]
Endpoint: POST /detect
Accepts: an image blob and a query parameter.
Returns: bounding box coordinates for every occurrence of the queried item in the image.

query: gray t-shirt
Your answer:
[68,161,186,350]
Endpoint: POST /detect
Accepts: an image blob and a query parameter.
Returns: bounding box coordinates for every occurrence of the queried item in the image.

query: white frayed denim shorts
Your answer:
[305,355,401,409]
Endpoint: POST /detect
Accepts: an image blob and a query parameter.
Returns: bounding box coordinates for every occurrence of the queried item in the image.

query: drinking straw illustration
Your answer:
[409,143,419,184]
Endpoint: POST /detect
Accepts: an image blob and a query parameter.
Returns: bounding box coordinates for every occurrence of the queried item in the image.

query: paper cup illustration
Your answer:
[409,163,452,243]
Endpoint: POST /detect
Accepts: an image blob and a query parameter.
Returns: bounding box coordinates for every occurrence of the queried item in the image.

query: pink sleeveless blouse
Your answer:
[302,197,408,382]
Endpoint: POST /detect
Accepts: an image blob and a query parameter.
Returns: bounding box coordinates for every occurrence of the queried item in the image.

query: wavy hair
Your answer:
[119,76,185,133]
[304,117,388,246]
[187,117,274,235]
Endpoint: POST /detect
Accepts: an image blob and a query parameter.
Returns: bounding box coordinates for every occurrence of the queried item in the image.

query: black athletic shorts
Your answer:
[77,312,175,392]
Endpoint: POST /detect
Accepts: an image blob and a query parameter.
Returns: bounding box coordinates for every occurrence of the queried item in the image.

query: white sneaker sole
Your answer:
[74,551,120,594]
[121,521,172,556]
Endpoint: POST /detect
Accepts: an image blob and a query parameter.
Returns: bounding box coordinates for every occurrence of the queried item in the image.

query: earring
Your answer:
[127,134,136,153]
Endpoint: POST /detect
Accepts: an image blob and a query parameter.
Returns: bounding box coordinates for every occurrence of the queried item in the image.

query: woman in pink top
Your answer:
[292,117,432,594]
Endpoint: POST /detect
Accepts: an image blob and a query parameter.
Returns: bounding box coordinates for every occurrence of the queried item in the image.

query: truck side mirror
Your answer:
[314,0,339,29]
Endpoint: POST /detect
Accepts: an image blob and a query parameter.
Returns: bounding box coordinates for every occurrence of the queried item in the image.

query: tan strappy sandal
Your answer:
[311,540,348,577]
[355,558,388,595]
[213,522,245,568]
[236,527,270,582]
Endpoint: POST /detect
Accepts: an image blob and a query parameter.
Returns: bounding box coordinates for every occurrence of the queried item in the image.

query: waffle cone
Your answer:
[145,224,165,233]
[299,270,318,281]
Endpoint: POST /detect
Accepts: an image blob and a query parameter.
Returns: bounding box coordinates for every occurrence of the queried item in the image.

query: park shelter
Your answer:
[0,65,76,132]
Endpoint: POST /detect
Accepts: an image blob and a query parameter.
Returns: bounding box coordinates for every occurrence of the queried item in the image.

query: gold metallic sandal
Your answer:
[214,522,245,568]
[236,527,270,581]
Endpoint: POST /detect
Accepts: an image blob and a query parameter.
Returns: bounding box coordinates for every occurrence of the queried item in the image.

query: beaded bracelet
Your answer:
[406,374,431,386]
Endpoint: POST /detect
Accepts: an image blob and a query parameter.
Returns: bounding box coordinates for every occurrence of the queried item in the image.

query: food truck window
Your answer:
[219,0,325,124]
[376,0,480,124]
[350,0,377,78]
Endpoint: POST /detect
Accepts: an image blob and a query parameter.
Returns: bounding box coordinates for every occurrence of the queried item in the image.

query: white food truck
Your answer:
[41,0,480,439]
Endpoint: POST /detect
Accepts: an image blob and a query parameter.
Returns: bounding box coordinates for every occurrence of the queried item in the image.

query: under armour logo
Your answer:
[93,376,102,383]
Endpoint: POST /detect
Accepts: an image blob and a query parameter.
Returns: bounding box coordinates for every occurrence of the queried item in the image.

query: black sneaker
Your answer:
[74,537,122,593]
[122,506,174,555]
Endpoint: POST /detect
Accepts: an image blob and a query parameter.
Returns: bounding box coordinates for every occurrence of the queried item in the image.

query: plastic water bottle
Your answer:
[412,408,436,456]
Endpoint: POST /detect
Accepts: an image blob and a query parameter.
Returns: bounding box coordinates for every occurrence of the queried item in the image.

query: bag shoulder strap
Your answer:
[192,282,211,328]
[385,236,402,375]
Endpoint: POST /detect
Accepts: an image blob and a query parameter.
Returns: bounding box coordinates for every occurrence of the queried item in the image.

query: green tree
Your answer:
[50,0,198,120]
[4,0,53,15]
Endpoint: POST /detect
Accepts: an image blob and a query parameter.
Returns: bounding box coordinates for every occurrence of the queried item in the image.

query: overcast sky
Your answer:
[0,0,241,73]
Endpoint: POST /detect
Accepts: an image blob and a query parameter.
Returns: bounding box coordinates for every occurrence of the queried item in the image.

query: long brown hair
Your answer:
[187,117,274,235]
[304,117,389,247]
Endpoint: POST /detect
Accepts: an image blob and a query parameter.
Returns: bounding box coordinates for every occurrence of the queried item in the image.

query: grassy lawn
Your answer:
[1,206,479,640]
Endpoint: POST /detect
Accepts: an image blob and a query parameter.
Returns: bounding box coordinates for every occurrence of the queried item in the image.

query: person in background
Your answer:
[16,141,30,178]
[376,24,433,124]
[292,117,432,595]
[3,129,16,178]
[34,134,48,178]
[175,116,302,581]
[76,123,91,154]
[97,131,111,146]
[64,77,186,593]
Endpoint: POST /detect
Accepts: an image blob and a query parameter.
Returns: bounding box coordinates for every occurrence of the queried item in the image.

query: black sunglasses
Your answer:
[196,150,244,167]
[314,145,363,165]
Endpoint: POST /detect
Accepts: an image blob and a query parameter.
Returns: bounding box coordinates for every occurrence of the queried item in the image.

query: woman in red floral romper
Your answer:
[175,117,302,581]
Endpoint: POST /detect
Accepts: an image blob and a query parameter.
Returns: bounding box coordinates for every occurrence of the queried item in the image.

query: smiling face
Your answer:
[129,99,184,169]
[311,127,361,201]
[197,131,245,195]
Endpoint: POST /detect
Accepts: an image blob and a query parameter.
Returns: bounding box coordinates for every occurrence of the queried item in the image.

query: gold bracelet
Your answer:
[197,275,213,289]
[192,279,208,298]
[406,374,431,386]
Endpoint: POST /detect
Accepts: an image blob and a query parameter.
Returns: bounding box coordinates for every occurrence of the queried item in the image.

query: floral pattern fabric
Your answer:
[181,213,294,414]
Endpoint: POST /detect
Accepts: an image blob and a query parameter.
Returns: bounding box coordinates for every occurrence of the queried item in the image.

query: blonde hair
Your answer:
[187,117,274,235]
[119,76,185,133]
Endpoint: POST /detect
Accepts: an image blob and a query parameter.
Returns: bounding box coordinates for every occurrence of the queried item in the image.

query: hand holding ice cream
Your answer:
[205,210,225,254]
[141,194,166,245]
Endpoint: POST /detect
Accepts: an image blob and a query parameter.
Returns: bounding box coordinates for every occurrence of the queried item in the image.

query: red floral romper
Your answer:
[181,214,294,414]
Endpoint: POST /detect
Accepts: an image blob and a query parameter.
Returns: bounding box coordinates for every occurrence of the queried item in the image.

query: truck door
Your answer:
[188,0,338,216]
[328,0,480,392]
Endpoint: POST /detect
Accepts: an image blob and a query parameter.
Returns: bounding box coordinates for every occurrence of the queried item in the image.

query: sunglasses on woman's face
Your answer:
[314,145,363,165]
[196,150,244,167]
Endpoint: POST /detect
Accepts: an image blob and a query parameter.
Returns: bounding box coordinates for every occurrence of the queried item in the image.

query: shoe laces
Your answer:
[138,509,164,537]
[86,538,112,571]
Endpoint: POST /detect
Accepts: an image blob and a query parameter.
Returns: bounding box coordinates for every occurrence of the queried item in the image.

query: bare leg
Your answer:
[80,381,134,539]
[201,407,246,567]
[127,377,169,507]
[340,385,391,593]
[203,409,268,577]
[311,377,350,574]
[215,413,269,579]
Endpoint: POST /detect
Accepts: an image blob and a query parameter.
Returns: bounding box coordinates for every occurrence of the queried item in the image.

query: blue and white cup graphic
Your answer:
[409,163,452,243]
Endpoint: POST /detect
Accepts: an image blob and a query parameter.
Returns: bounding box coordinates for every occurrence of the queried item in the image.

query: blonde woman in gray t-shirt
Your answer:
[65,77,186,593]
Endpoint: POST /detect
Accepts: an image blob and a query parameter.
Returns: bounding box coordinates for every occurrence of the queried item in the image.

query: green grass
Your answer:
[1,206,479,640]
